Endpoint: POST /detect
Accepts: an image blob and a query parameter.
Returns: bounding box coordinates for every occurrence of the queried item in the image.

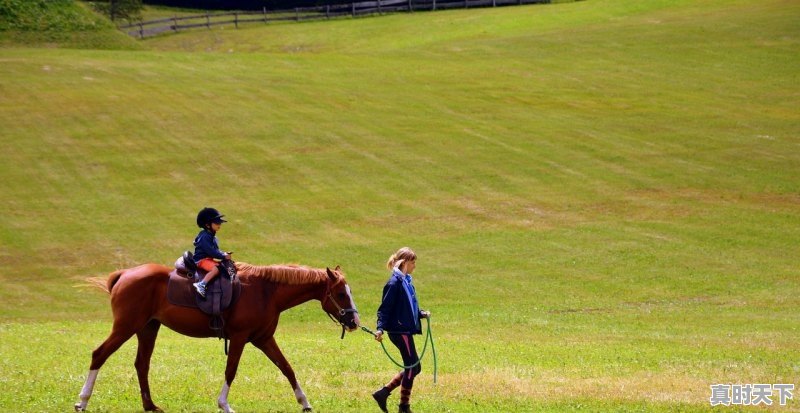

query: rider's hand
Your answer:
[421,310,431,319]
[224,253,232,260]
[374,330,384,342]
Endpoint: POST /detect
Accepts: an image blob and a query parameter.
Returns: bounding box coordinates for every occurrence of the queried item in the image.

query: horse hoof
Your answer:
[74,403,86,412]
[302,409,313,413]
[218,402,235,413]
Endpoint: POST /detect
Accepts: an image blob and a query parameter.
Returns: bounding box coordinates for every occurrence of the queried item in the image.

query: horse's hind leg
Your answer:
[135,320,162,412]
[74,326,136,412]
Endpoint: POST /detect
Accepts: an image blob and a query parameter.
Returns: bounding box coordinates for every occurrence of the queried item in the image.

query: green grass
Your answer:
[0,0,137,48]
[0,0,799,411]
[137,3,210,21]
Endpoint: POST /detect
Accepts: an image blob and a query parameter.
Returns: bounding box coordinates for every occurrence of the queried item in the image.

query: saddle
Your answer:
[168,252,241,338]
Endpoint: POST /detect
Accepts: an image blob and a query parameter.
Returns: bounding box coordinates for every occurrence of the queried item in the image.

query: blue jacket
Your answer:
[193,229,226,263]
[377,269,424,335]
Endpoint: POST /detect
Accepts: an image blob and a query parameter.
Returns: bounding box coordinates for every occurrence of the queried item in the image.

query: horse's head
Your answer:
[321,266,360,335]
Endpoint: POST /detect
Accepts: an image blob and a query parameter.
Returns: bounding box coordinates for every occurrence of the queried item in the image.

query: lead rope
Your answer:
[361,317,438,384]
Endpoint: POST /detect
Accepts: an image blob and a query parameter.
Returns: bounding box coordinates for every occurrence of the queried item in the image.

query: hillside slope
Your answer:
[0,0,138,48]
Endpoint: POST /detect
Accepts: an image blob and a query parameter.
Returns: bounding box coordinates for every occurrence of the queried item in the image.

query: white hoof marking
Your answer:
[75,369,98,412]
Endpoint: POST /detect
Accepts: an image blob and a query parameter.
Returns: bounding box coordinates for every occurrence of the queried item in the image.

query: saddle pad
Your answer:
[167,271,198,308]
[166,270,241,315]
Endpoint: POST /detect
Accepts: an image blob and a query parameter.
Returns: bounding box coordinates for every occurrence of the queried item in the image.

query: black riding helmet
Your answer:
[196,207,227,228]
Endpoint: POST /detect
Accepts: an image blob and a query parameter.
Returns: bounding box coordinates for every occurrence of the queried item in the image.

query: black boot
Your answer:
[372,387,390,413]
[398,404,413,413]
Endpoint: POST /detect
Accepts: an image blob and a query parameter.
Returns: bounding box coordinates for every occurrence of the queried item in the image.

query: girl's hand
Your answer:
[421,310,431,319]
[374,330,384,342]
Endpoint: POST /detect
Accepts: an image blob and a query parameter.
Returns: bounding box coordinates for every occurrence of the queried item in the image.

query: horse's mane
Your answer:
[235,262,328,285]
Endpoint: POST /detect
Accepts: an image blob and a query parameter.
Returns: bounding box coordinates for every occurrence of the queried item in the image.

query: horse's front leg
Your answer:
[254,336,313,412]
[217,336,248,413]
[134,320,162,412]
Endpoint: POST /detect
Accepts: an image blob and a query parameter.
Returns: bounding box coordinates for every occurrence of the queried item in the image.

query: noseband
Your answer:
[322,280,359,339]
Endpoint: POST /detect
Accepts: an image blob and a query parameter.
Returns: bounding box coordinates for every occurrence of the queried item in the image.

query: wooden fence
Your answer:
[119,0,550,38]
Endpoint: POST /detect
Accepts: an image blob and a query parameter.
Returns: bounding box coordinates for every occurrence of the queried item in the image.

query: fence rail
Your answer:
[119,0,550,38]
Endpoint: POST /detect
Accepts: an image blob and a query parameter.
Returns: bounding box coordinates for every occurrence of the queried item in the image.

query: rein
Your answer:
[360,317,438,384]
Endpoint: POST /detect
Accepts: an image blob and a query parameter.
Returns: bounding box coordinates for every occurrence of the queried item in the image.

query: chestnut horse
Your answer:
[74,262,360,413]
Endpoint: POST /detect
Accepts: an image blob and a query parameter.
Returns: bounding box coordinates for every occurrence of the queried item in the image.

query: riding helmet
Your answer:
[196,207,226,228]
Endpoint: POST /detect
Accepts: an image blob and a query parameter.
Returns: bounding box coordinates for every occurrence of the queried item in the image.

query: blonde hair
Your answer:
[386,247,417,271]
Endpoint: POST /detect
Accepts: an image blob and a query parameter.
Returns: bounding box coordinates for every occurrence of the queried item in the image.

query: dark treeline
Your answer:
[143,0,349,10]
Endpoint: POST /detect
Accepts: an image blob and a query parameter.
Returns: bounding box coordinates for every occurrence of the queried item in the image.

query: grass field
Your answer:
[1,0,799,411]
[0,0,138,49]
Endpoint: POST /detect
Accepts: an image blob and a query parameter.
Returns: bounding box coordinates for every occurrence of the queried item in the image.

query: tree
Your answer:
[92,0,143,22]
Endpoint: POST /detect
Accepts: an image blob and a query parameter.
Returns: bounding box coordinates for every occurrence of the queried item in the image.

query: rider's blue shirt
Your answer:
[193,229,226,262]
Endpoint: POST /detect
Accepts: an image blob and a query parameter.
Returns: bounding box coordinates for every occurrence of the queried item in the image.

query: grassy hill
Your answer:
[0,0,798,411]
[0,0,137,48]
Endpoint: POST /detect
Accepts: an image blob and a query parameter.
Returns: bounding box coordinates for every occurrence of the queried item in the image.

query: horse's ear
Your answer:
[334,265,341,272]
[326,267,337,280]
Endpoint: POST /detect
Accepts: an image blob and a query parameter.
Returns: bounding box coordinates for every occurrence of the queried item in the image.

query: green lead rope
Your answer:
[361,317,438,384]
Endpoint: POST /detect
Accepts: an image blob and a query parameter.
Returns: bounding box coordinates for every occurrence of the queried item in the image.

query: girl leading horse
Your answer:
[74,262,360,413]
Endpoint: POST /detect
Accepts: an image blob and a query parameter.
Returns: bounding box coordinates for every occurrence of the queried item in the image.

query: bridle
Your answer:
[322,278,359,339]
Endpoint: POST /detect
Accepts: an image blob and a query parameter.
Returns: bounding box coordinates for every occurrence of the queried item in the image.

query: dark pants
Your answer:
[388,333,422,388]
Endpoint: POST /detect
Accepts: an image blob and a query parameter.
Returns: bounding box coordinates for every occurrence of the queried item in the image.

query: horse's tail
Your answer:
[106,269,125,293]
[87,269,125,293]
